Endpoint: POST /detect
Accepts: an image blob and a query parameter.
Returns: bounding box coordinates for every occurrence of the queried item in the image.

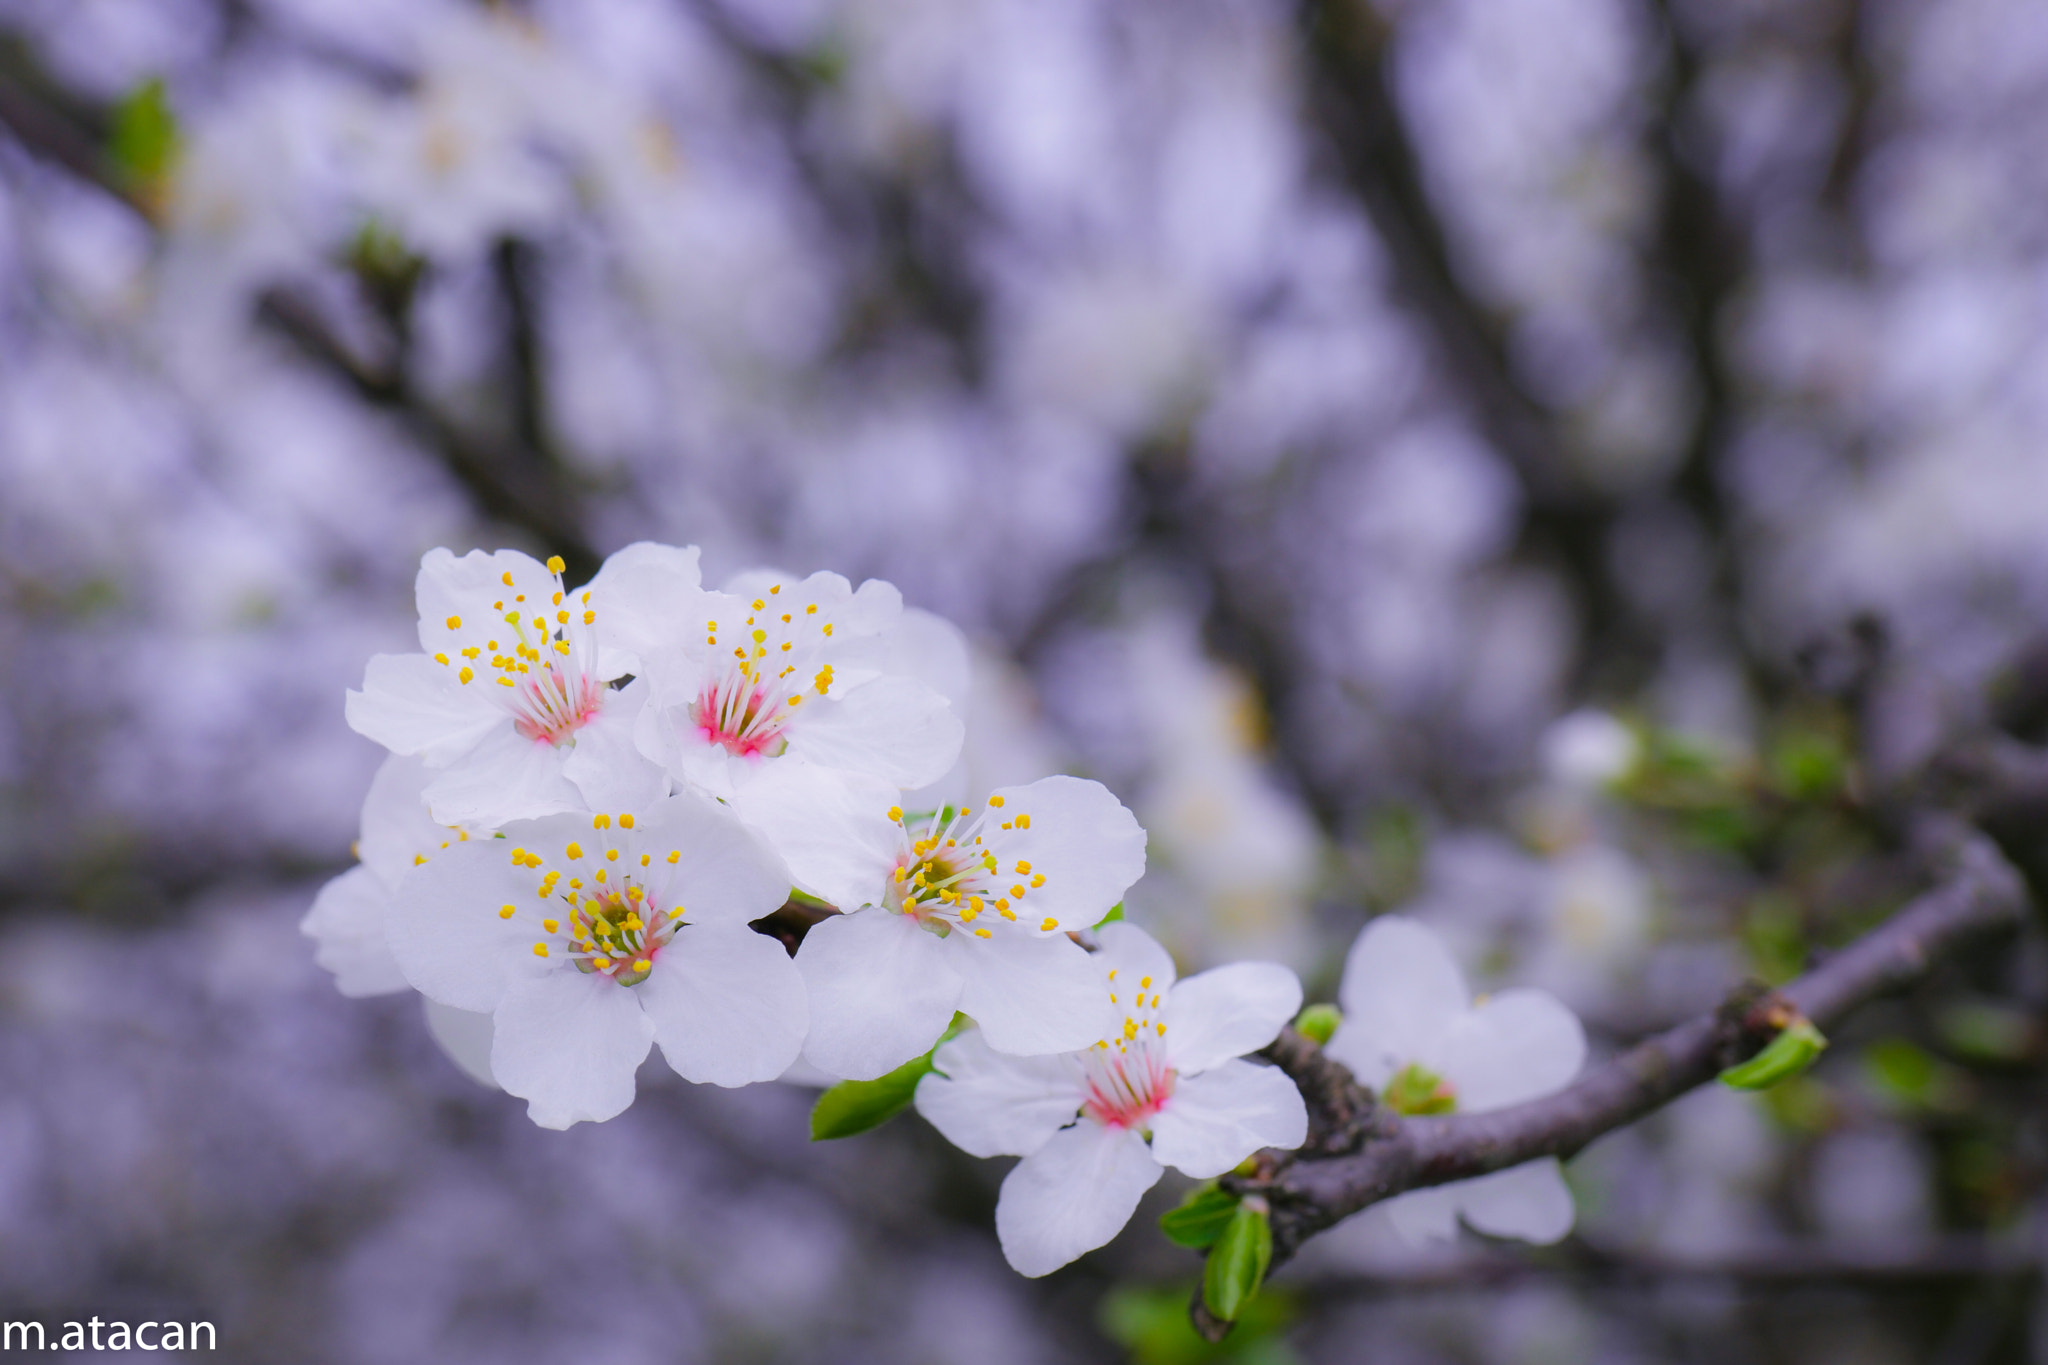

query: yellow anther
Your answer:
[822,623,834,636]
[446,615,461,629]
[566,842,584,859]
[413,854,428,866]
[1015,861,1032,875]
[805,604,817,614]
[619,813,634,829]
[458,667,474,684]
[605,849,619,861]
[593,814,611,830]
[1015,814,1031,829]
[781,613,791,623]
[640,854,651,866]
[543,918,560,933]
[1012,884,1027,898]
[499,904,515,919]
[555,641,571,655]
[974,928,992,939]
[594,869,607,883]
[752,629,767,643]
[770,585,781,595]
[553,591,564,605]
[583,611,596,624]
[960,905,978,922]
[546,555,566,574]
[533,943,549,958]
[788,696,802,706]
[671,905,686,920]
[501,570,515,586]
[593,957,611,970]
[557,610,569,624]
[997,902,1015,920]
[1040,917,1058,932]
[752,598,766,610]
[623,914,643,931]
[780,642,792,652]
[632,958,651,973]
[988,795,1005,808]
[496,677,515,688]
[1140,977,1152,989]
[887,806,903,822]
[1108,970,1118,980]
[434,652,449,665]
[667,850,680,864]
[1157,1024,1167,1035]
[533,616,545,630]
[1124,1018,1139,1040]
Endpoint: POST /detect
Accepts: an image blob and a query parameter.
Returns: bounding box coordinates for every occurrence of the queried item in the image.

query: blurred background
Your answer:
[0,0,2045,1360]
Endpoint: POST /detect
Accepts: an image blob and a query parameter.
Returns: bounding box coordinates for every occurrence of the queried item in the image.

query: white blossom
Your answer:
[1325,916,1586,1244]
[915,922,1306,1277]
[388,791,805,1128]
[345,543,687,827]
[631,567,965,836]
[749,772,1146,1080]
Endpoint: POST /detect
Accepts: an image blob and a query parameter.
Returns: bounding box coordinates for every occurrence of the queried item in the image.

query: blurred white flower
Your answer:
[389,793,804,1128]
[915,922,1305,1277]
[1540,708,1639,789]
[1326,916,1586,1244]
[750,774,1144,1079]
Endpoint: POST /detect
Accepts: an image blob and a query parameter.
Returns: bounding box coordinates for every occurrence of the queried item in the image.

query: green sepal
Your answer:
[1292,1004,1341,1047]
[1202,1198,1273,1323]
[810,1050,936,1140]
[1093,902,1125,929]
[1720,1016,1828,1090]
[1159,1184,1241,1250]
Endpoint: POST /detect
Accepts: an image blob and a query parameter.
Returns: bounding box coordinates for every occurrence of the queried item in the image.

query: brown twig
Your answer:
[1191,827,2028,1340]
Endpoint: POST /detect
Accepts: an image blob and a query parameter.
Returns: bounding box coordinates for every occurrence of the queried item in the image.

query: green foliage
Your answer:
[1740,893,1807,985]
[1094,902,1125,928]
[1720,1016,1828,1090]
[1291,1003,1341,1047]
[1935,999,2040,1066]
[1862,1037,1970,1112]
[108,78,179,201]
[809,1051,935,1139]
[1097,1282,1297,1365]
[1769,725,1848,801]
[1159,1185,1241,1250]
[1202,1199,1273,1324]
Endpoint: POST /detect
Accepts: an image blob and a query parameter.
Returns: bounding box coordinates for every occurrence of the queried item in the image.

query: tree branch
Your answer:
[1191,825,2028,1338]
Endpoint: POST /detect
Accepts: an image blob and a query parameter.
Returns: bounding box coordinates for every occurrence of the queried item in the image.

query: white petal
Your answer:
[1162,962,1302,1077]
[1092,921,1178,993]
[421,724,583,827]
[882,607,971,711]
[585,541,705,675]
[346,653,501,763]
[1441,989,1586,1112]
[787,673,964,790]
[356,753,458,886]
[387,830,551,1012]
[995,1121,1162,1277]
[1149,1059,1308,1178]
[914,1028,1082,1158]
[628,788,793,925]
[302,866,409,997]
[561,680,669,815]
[1455,1159,1577,1244]
[1326,916,1469,1088]
[981,777,1147,931]
[638,922,808,1087]
[490,970,655,1129]
[414,547,549,654]
[1380,1184,1462,1244]
[950,930,1116,1057]
[735,762,900,911]
[795,909,962,1080]
[421,997,499,1089]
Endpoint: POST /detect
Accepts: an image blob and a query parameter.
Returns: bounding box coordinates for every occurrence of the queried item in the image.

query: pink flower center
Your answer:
[509,668,608,745]
[691,675,791,759]
[1080,1040,1175,1130]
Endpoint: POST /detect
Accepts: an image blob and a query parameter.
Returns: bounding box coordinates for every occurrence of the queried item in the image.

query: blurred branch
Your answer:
[0,51,601,583]
[1191,824,2029,1339]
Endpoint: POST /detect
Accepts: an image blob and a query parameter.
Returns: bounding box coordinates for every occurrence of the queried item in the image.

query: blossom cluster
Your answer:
[307,543,1586,1276]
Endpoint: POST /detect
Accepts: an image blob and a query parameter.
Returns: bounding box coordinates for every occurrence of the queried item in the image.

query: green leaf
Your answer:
[1720,1016,1828,1090]
[809,1050,935,1140]
[1292,1004,1341,1047]
[1160,1185,1241,1249]
[1093,902,1125,929]
[1202,1198,1273,1323]
[108,77,179,194]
